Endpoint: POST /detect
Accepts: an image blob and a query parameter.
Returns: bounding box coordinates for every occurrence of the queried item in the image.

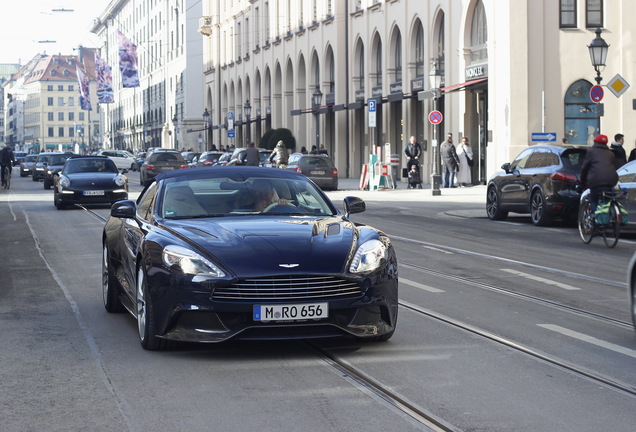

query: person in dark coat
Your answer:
[404,136,422,170]
[440,133,459,188]
[581,134,619,212]
[610,133,627,168]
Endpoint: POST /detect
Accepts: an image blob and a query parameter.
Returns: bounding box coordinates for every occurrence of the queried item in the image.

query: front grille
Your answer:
[213,275,362,302]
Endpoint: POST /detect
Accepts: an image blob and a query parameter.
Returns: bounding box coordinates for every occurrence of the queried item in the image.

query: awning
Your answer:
[441,78,488,93]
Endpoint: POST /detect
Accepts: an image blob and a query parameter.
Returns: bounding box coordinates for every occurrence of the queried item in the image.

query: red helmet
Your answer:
[594,134,609,144]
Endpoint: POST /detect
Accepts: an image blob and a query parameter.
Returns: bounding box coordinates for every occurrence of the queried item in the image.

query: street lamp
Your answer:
[312,88,323,152]
[588,28,609,85]
[429,58,443,196]
[244,100,251,146]
[202,108,211,150]
[172,115,178,149]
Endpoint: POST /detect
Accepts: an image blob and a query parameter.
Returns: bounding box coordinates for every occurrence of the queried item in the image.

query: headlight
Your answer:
[114,174,126,186]
[59,175,70,188]
[162,245,225,277]
[349,239,387,273]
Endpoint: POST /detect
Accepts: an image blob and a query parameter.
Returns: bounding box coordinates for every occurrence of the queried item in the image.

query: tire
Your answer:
[53,189,68,210]
[136,265,171,351]
[44,180,51,190]
[32,174,38,182]
[530,190,553,226]
[20,171,26,177]
[102,244,125,313]
[578,199,594,244]
[486,186,508,220]
[602,202,620,248]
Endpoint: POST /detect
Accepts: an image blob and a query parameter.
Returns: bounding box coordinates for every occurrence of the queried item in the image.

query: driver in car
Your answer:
[250,180,289,211]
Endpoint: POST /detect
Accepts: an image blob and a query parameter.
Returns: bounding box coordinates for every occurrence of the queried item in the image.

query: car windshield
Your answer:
[160,176,335,219]
[64,158,119,174]
[49,154,73,165]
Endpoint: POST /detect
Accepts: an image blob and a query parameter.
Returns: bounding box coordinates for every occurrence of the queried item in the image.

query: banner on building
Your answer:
[117,30,140,88]
[76,65,92,111]
[95,54,114,103]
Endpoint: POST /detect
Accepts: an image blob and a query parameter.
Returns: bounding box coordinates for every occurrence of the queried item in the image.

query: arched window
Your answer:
[470,0,487,63]
[415,24,424,78]
[394,32,402,83]
[564,80,599,145]
[359,49,365,90]
[376,41,382,86]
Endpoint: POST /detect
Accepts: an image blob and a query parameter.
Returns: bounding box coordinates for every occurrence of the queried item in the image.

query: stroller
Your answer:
[407,165,422,189]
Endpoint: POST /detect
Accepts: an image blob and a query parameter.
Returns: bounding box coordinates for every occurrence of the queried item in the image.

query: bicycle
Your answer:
[578,189,624,248]
[1,164,10,190]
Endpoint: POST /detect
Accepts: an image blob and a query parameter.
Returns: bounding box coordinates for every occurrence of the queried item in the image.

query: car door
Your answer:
[121,183,157,298]
[498,148,534,207]
[617,161,636,230]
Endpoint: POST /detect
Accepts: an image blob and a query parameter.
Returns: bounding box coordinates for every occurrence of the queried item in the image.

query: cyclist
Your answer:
[580,134,618,213]
[0,145,15,187]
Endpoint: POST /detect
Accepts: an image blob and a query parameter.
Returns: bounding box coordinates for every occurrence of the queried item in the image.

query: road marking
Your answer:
[501,268,580,290]
[538,324,636,359]
[401,278,445,293]
[422,245,454,254]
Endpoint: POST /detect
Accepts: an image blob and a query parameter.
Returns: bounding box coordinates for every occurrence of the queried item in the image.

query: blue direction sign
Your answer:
[531,132,557,142]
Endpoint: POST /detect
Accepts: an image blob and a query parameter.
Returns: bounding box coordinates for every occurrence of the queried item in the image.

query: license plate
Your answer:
[83,190,104,196]
[253,303,328,322]
[310,170,325,175]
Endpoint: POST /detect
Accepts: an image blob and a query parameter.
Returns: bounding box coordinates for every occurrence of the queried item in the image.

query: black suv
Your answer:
[139,149,187,186]
[33,153,56,182]
[486,144,587,226]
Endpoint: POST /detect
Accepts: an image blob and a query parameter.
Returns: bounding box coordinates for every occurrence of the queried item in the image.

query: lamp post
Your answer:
[172,115,178,149]
[312,88,323,152]
[244,100,251,146]
[588,28,609,85]
[429,58,442,196]
[202,108,211,150]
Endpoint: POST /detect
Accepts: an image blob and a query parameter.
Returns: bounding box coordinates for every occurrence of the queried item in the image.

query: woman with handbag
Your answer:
[456,136,474,187]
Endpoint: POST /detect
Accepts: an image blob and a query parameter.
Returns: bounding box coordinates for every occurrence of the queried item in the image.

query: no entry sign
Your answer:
[428,110,443,124]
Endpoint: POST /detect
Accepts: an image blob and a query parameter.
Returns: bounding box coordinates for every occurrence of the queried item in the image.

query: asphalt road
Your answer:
[2,173,636,432]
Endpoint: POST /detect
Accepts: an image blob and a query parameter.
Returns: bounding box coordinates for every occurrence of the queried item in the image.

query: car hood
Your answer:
[163,216,357,276]
[67,172,124,187]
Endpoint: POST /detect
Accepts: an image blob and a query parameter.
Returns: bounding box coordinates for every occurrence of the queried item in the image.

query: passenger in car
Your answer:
[250,179,288,211]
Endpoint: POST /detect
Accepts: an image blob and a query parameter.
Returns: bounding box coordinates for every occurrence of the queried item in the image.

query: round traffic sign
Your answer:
[590,85,604,103]
[428,110,443,124]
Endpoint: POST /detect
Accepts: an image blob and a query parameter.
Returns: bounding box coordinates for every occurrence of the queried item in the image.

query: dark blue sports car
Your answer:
[102,166,398,350]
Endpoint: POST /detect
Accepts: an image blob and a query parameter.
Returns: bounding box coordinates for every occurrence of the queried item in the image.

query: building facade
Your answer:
[199,0,636,182]
[91,0,205,153]
[3,52,98,153]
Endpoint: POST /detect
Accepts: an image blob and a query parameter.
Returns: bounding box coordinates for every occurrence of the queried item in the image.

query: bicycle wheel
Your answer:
[578,199,594,244]
[602,202,620,248]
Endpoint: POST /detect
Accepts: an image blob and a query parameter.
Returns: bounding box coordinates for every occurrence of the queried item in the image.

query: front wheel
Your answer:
[486,187,508,220]
[578,199,594,244]
[602,202,621,248]
[136,265,171,351]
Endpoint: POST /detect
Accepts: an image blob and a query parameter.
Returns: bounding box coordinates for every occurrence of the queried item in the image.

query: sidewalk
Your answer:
[329,177,487,205]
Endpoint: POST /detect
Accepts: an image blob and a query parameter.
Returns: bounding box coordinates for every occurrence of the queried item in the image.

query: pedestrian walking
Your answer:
[610,133,627,168]
[404,136,422,170]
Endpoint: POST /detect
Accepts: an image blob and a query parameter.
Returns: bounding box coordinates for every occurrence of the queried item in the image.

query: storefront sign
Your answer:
[465,64,488,81]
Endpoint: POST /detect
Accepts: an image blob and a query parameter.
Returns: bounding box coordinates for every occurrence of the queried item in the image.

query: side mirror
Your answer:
[343,196,365,217]
[121,168,129,174]
[110,200,136,218]
[501,162,511,173]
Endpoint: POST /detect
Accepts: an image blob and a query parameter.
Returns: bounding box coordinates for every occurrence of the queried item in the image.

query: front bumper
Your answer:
[146,271,398,343]
[58,189,128,205]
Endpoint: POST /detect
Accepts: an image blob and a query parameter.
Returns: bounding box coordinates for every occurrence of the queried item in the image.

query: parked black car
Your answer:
[102,166,398,350]
[486,144,587,226]
[43,152,76,189]
[53,156,128,209]
[139,149,187,186]
[286,153,338,191]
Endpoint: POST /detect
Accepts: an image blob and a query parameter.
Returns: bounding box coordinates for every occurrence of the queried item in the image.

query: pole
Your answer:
[431,96,441,196]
